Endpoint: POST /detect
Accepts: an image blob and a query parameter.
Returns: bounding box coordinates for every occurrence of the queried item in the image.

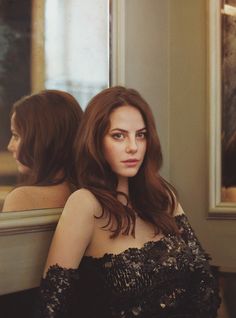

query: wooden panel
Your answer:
[0,230,53,295]
[0,208,61,295]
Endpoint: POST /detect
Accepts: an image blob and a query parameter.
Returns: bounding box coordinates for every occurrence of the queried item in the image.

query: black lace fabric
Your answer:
[35,214,221,318]
[35,266,79,318]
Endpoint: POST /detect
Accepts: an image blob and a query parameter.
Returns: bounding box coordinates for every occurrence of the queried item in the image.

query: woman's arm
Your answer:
[44,189,97,271]
[35,189,100,318]
[175,211,221,318]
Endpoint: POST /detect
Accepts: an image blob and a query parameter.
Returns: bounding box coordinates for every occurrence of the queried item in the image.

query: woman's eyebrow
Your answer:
[110,127,146,132]
[110,128,128,132]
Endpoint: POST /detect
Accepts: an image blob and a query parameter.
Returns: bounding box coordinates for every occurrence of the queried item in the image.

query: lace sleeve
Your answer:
[34,264,79,318]
[175,214,221,318]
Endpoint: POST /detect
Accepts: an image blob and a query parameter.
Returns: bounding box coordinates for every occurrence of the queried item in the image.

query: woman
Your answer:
[38,86,220,317]
[2,90,83,212]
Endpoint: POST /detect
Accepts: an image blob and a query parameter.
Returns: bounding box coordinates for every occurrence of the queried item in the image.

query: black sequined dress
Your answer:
[37,214,221,317]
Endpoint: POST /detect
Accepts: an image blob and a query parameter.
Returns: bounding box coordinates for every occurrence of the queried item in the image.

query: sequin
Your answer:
[36,214,221,318]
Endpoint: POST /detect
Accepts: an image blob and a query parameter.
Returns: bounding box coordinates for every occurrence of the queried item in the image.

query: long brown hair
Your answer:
[12,89,83,186]
[76,86,179,237]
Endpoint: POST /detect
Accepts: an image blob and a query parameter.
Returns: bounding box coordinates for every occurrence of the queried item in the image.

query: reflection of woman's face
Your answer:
[103,105,147,181]
[8,113,30,175]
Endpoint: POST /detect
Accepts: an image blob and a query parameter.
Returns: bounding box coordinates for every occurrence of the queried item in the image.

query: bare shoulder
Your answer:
[221,187,236,202]
[6,186,33,196]
[174,202,185,216]
[44,188,100,269]
[166,187,185,217]
[2,186,35,212]
[62,188,102,218]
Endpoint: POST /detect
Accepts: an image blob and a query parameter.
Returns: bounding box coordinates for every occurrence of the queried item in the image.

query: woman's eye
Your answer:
[136,132,147,139]
[12,133,19,140]
[112,133,125,140]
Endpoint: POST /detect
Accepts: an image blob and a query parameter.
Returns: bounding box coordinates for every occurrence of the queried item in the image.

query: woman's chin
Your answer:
[16,161,31,175]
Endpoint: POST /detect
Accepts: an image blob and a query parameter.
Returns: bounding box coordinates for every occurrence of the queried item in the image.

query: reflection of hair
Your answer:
[75,86,178,238]
[12,89,83,186]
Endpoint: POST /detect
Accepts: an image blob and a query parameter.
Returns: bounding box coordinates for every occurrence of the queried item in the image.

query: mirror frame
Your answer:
[208,0,236,218]
[0,208,61,235]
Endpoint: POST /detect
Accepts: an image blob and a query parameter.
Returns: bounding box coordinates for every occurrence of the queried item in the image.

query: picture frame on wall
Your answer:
[208,0,236,218]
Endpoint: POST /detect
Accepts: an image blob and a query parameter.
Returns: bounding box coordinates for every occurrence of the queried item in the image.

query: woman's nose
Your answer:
[126,137,138,153]
[7,137,14,152]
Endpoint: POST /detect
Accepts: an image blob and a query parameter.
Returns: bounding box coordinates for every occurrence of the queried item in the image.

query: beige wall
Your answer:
[125,0,170,179]
[125,0,236,268]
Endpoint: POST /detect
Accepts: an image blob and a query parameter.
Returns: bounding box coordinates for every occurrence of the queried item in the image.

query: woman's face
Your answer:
[8,113,30,174]
[103,105,147,181]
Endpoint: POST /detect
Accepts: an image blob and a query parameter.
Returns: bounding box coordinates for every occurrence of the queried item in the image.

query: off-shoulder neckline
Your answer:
[82,213,186,263]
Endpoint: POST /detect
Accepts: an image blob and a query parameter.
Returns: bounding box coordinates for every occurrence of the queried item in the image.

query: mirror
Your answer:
[208,0,236,217]
[0,0,111,212]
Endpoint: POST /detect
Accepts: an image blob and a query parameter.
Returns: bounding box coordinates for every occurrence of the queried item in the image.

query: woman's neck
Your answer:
[117,177,129,205]
[117,176,128,194]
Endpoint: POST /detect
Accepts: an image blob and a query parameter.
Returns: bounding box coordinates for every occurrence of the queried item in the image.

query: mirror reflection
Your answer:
[2,90,83,212]
[0,0,110,211]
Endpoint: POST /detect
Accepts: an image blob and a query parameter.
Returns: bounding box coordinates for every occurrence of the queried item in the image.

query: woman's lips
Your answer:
[121,159,139,167]
[122,159,139,162]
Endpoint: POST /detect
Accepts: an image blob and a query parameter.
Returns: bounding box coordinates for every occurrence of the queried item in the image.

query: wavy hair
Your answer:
[75,86,178,237]
[12,89,83,186]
